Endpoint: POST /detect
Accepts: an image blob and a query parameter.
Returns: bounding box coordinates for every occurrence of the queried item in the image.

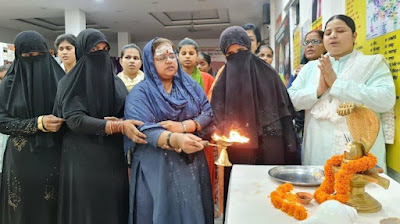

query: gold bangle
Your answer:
[37,116,42,130]
[37,116,49,132]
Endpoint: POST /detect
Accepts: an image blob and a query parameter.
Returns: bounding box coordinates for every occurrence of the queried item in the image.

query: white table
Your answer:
[225,165,400,224]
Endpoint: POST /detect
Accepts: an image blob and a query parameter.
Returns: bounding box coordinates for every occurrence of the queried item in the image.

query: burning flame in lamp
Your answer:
[212,130,250,167]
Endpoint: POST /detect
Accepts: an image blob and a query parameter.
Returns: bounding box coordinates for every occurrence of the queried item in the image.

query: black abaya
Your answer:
[54,29,129,224]
[0,31,64,224]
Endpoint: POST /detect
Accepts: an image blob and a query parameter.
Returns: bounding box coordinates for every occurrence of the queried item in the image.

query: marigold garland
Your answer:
[314,153,377,204]
[270,183,308,220]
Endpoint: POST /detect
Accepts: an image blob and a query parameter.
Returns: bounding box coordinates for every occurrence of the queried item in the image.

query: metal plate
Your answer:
[268,166,324,187]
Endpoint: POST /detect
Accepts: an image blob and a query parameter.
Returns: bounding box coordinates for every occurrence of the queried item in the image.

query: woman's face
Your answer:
[178,45,197,70]
[225,44,248,57]
[119,48,142,76]
[245,30,260,54]
[324,19,356,59]
[196,55,211,73]
[304,32,326,60]
[58,40,76,65]
[154,43,178,81]
[257,47,273,65]
[90,42,110,52]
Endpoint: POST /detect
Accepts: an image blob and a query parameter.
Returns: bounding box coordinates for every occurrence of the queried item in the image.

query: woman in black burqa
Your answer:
[0,31,65,224]
[210,26,300,208]
[54,29,143,224]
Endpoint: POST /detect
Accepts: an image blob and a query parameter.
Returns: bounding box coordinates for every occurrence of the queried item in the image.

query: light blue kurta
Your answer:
[288,51,395,170]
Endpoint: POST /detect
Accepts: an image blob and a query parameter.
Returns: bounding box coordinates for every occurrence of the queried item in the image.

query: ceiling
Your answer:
[0,0,268,43]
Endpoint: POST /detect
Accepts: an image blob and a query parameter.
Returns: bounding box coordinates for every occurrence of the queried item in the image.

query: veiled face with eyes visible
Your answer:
[153,43,178,81]
[90,42,110,52]
[225,44,248,57]
[21,52,43,57]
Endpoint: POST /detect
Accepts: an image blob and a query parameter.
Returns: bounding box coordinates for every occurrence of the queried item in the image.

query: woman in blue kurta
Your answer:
[288,15,395,170]
[124,38,214,224]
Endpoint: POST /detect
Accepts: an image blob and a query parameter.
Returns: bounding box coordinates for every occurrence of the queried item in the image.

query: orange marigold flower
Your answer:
[314,153,377,204]
[270,183,308,220]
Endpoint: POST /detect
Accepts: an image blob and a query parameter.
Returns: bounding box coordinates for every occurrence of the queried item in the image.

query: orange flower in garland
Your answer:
[270,183,308,220]
[314,153,377,204]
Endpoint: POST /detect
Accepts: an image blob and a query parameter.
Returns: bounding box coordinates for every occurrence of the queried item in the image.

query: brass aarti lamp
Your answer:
[212,130,250,167]
[336,102,390,213]
[201,129,250,217]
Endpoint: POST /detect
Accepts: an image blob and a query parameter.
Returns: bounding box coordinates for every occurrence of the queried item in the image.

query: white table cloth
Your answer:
[225,165,400,224]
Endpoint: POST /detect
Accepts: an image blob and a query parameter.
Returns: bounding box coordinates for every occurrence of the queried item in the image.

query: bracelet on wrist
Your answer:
[110,121,124,135]
[166,132,173,148]
[193,120,199,132]
[181,121,187,133]
[109,121,114,135]
[37,116,49,132]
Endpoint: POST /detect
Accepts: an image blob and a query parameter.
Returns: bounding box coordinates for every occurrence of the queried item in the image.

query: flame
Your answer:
[212,130,250,143]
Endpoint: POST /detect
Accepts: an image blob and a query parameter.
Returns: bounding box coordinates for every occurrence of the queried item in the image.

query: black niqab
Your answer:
[211,50,295,148]
[219,26,251,55]
[0,31,64,151]
[54,29,127,119]
[211,27,298,164]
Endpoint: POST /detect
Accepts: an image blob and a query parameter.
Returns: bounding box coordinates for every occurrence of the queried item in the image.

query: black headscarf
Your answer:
[54,29,127,119]
[211,26,296,150]
[220,26,251,55]
[0,31,64,151]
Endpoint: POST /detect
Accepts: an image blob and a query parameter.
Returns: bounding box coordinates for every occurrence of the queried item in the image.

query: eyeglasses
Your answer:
[303,39,323,46]
[154,53,177,62]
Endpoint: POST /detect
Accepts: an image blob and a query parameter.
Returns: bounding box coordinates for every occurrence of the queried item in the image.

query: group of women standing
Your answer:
[0,14,396,224]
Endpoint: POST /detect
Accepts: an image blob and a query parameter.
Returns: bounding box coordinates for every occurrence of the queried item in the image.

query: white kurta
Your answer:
[288,51,395,170]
